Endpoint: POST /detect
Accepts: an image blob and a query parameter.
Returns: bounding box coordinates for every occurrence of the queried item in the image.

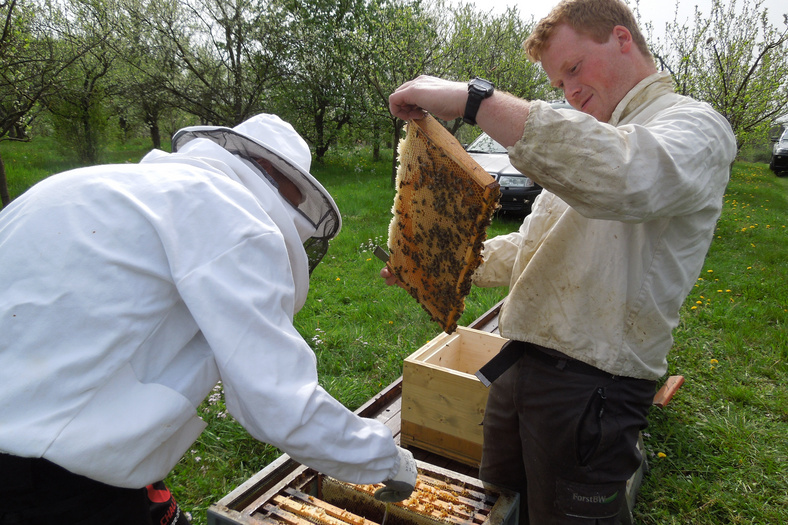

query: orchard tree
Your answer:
[43,0,126,164]
[357,0,452,184]
[112,0,183,149]
[0,0,89,206]
[130,0,290,126]
[648,0,788,149]
[274,0,368,162]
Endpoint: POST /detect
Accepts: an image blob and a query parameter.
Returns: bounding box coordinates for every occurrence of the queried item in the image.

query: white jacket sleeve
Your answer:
[174,225,399,484]
[511,97,735,222]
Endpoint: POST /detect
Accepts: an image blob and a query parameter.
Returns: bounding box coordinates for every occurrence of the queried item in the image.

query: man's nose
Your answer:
[564,83,582,108]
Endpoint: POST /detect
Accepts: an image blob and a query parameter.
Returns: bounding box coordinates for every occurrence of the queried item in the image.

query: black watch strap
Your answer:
[463,77,494,126]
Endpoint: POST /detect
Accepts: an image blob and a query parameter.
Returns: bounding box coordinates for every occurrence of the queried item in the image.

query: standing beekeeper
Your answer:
[384,0,736,522]
[0,114,416,525]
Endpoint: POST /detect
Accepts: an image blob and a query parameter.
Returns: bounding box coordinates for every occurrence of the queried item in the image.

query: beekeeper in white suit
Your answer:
[0,114,416,525]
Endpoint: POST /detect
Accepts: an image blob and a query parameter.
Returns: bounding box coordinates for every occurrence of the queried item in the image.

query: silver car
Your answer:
[465,132,542,215]
[770,128,788,175]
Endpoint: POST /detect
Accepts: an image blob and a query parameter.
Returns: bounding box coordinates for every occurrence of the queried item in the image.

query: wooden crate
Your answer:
[401,326,508,467]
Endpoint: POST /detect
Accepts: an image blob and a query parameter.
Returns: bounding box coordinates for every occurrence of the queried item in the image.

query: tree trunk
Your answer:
[149,120,162,150]
[372,122,381,162]
[0,152,10,208]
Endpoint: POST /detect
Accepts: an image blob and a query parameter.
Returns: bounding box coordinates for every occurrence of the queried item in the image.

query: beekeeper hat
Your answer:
[171,114,341,273]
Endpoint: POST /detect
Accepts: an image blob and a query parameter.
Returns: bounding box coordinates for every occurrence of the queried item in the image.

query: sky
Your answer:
[458,0,787,41]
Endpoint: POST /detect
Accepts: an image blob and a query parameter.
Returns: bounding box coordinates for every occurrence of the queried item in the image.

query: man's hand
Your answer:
[380,266,405,289]
[388,76,467,122]
[389,76,529,147]
[374,447,417,503]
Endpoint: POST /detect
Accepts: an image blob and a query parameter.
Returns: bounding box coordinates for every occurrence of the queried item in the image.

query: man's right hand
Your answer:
[388,76,467,122]
[389,75,530,148]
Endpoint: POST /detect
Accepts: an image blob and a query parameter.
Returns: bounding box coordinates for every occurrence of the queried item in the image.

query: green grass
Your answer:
[2,136,155,200]
[3,141,786,524]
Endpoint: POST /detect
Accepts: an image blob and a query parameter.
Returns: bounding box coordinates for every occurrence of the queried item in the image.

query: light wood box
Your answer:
[401,326,508,467]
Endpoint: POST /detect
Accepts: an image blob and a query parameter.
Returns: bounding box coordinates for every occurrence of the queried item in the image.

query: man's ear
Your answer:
[613,25,633,53]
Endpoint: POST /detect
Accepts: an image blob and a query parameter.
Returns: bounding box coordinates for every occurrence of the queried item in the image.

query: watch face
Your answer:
[470,77,494,95]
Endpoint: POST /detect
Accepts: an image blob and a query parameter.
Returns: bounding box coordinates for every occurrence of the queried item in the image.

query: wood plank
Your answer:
[401,421,483,468]
[652,375,685,407]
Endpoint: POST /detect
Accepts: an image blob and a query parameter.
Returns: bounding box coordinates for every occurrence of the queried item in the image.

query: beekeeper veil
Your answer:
[172,114,341,274]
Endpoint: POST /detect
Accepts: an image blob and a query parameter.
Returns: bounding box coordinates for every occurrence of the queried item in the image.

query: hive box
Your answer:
[401,326,508,467]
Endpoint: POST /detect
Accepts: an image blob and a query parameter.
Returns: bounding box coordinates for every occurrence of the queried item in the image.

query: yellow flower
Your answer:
[657,452,667,458]
[691,306,698,310]
[336,277,341,281]
[710,359,719,364]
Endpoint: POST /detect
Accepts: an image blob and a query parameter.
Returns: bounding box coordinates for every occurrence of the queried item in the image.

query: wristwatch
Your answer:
[463,77,495,125]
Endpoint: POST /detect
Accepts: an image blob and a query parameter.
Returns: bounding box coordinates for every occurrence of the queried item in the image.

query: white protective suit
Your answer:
[0,116,400,489]
[472,72,737,380]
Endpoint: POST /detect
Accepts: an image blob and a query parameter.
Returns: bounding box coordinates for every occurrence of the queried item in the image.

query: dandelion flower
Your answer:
[657,452,667,458]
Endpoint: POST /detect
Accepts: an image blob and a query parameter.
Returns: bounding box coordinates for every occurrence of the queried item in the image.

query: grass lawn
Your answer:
[2,139,786,524]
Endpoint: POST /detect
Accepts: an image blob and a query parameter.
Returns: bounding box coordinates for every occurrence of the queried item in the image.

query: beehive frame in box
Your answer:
[207,455,519,525]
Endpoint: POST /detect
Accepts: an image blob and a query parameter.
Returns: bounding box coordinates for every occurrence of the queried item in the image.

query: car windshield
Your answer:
[466,133,507,154]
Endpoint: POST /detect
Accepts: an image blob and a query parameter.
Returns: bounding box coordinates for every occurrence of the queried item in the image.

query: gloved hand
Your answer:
[374,447,417,503]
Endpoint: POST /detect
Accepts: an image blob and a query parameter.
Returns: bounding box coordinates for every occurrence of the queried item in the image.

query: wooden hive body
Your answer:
[401,327,508,467]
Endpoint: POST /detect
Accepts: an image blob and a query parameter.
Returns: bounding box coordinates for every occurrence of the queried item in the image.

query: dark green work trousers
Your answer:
[479,340,656,525]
